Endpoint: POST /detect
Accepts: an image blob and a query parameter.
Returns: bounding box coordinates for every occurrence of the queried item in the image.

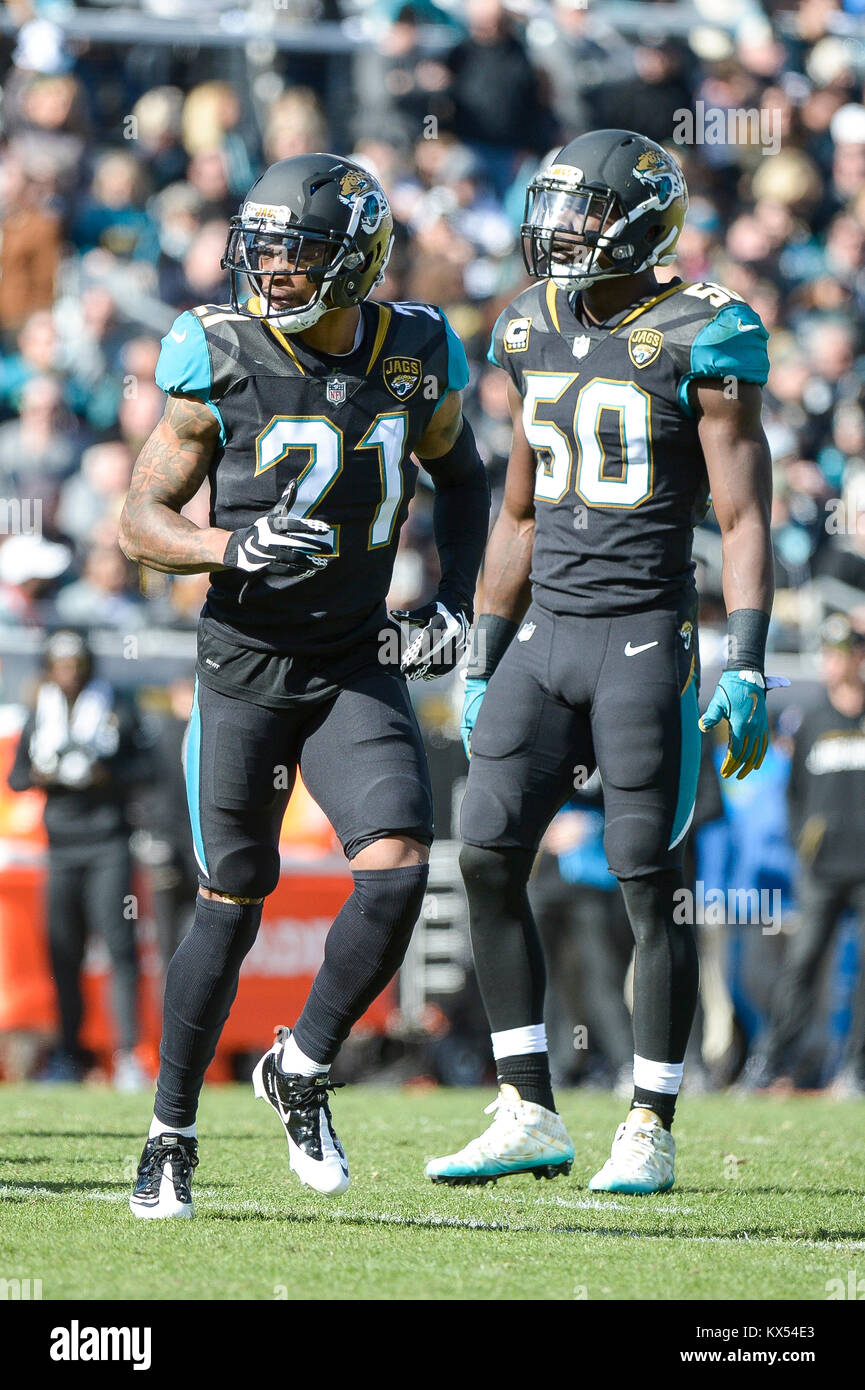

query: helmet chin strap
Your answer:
[551,264,634,293]
[267,297,330,334]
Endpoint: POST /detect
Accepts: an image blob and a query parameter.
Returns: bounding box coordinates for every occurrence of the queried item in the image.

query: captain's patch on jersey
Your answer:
[383,355,422,400]
[628,327,664,369]
[503,317,531,353]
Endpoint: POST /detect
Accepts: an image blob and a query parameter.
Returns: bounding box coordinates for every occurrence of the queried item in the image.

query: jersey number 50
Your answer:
[524,372,653,509]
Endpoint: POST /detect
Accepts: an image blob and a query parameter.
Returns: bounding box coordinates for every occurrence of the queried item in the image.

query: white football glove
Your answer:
[390,598,471,680]
[223,478,334,583]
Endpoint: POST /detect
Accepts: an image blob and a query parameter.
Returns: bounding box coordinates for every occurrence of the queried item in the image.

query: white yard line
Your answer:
[3,1183,864,1249]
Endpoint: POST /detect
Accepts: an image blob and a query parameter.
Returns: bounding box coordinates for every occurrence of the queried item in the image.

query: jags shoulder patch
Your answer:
[383,355,422,400]
[503,317,531,353]
[628,327,664,369]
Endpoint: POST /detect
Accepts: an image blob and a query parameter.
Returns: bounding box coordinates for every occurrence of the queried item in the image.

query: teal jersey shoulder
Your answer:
[441,309,470,394]
[674,296,769,416]
[154,307,243,444]
[155,310,213,398]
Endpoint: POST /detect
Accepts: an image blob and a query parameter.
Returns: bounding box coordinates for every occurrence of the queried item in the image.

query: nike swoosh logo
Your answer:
[170,328,187,343]
[624,640,659,656]
[736,320,759,333]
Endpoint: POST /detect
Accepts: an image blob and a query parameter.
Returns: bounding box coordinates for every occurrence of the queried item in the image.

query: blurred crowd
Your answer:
[2,0,865,647]
[1,0,865,1090]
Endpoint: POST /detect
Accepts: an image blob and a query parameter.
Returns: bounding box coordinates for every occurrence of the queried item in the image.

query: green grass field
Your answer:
[1,1083,863,1301]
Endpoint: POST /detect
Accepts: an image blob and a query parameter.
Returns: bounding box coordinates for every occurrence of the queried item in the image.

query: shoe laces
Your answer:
[460,1093,524,1154]
[276,1074,345,1149]
[137,1138,198,1190]
[616,1122,664,1166]
[278,1075,344,1110]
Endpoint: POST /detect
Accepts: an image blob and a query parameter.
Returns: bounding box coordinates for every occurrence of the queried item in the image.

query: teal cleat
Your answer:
[588,1112,675,1194]
[425,1084,574,1186]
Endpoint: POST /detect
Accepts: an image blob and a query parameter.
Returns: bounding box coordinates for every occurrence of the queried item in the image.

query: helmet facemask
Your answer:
[222,190,392,334]
[522,180,635,292]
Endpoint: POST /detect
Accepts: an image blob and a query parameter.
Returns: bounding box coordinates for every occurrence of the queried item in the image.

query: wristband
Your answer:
[725,608,769,673]
[465,613,518,679]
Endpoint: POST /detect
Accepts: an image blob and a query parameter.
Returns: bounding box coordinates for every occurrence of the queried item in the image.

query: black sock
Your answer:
[155,895,262,1127]
[293,863,428,1063]
[496,1052,556,1112]
[631,1089,677,1130]
[460,844,546,1029]
[617,869,696,1134]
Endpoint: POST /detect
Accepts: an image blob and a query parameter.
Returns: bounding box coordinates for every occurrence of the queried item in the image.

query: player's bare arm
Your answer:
[696,378,779,777]
[119,393,229,574]
[477,378,536,623]
[696,379,774,617]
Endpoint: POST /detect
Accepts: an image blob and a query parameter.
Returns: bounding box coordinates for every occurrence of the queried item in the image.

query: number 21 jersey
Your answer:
[155,298,468,652]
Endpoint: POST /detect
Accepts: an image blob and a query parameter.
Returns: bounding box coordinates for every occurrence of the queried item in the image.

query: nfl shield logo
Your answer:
[326,377,347,406]
[572,334,591,359]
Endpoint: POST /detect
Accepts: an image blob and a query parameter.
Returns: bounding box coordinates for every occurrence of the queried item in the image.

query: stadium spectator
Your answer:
[130,86,188,192]
[0,156,62,333]
[744,615,865,1093]
[443,0,554,195]
[0,533,72,625]
[54,542,147,630]
[0,375,83,528]
[352,4,453,148]
[7,630,149,1088]
[0,310,63,411]
[56,442,135,552]
[72,152,156,262]
[262,88,329,165]
[180,81,257,197]
[151,182,206,305]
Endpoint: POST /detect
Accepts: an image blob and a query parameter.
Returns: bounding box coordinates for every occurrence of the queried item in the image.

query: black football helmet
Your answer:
[521,130,688,292]
[222,154,393,333]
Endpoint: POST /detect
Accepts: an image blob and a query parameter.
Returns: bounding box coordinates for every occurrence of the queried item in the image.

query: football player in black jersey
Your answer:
[120,154,489,1216]
[427,130,778,1193]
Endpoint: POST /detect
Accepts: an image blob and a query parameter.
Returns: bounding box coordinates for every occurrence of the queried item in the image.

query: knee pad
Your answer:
[604,811,677,881]
[459,843,536,929]
[204,843,280,900]
[349,862,429,954]
[183,896,263,978]
[618,871,691,952]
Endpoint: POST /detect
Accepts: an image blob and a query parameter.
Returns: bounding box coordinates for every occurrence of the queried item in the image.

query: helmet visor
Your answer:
[223,220,351,318]
[521,183,624,280]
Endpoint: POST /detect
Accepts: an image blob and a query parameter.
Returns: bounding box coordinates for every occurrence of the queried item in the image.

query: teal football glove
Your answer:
[699,670,789,779]
[460,677,488,758]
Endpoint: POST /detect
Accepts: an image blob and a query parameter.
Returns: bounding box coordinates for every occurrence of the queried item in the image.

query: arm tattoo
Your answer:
[120,394,227,574]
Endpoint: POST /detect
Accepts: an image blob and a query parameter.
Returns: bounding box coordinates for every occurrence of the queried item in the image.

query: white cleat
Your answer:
[129,1133,198,1219]
[588,1110,675,1194]
[252,1028,349,1197]
[425,1084,574,1185]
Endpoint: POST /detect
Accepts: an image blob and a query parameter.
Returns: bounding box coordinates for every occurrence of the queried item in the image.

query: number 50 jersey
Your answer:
[155,298,468,652]
[490,278,770,617]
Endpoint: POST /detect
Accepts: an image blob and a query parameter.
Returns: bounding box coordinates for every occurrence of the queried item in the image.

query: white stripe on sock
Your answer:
[633,1054,684,1096]
[491,1024,548,1061]
[150,1116,196,1139]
